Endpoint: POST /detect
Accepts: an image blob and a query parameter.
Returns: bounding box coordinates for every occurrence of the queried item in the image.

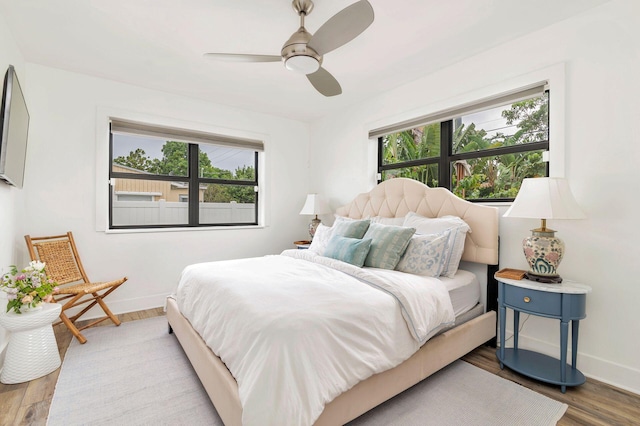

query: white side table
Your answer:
[0,303,62,384]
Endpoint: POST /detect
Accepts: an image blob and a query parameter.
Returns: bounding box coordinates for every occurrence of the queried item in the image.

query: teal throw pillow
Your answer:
[362,223,416,270]
[324,235,372,267]
[332,218,370,239]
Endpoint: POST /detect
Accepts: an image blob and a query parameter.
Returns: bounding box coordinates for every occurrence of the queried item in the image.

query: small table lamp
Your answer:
[503,177,586,283]
[299,194,330,240]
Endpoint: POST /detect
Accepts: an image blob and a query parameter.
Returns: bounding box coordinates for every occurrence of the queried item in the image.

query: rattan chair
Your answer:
[24,232,128,344]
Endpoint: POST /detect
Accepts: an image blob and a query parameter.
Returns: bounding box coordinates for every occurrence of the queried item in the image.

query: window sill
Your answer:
[104,225,265,234]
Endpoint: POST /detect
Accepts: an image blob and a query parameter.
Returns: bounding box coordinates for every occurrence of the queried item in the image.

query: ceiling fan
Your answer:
[204,0,374,97]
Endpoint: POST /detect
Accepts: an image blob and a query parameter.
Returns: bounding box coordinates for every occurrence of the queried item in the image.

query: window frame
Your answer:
[108,123,260,230]
[377,89,550,203]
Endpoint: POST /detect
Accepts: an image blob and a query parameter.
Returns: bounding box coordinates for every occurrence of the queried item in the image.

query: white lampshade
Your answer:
[299,194,330,216]
[503,177,586,220]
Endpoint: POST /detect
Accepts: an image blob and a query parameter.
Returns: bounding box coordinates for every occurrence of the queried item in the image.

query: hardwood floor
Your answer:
[462,347,640,426]
[1,307,639,425]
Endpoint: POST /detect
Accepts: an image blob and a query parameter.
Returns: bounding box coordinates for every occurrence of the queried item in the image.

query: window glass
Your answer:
[454,92,549,154]
[198,144,255,180]
[112,134,188,177]
[451,150,547,200]
[111,178,190,226]
[382,123,440,165]
[381,164,439,187]
[199,183,257,225]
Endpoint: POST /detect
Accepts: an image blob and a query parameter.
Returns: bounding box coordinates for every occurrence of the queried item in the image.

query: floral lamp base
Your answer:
[0,303,62,384]
[308,217,322,240]
[523,229,565,284]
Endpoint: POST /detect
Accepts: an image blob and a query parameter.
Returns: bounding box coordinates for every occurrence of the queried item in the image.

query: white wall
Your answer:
[309,0,640,394]
[0,11,26,368]
[11,63,311,319]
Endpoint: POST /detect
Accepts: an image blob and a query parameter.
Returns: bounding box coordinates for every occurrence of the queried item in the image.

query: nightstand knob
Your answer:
[523,296,531,303]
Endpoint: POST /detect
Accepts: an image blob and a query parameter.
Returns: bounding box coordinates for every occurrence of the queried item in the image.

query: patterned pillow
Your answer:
[332,218,370,239]
[324,236,372,267]
[395,231,450,277]
[362,223,416,270]
[403,212,471,278]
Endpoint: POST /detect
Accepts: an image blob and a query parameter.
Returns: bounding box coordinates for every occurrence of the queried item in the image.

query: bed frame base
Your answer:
[166,297,496,426]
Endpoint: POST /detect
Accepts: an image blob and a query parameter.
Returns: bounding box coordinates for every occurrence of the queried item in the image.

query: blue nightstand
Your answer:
[495,275,591,393]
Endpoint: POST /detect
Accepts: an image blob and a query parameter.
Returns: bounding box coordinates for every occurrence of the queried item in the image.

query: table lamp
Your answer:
[503,177,586,283]
[299,194,330,240]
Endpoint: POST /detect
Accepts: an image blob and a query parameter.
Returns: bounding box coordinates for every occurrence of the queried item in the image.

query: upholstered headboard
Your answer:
[335,178,499,265]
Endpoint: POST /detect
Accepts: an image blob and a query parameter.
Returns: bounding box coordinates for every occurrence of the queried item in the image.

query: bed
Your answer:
[165,178,499,425]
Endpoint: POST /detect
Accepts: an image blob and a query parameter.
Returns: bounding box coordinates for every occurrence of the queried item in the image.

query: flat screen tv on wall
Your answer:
[0,65,30,188]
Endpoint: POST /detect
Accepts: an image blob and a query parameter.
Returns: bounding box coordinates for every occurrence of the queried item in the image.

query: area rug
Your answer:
[48,316,567,426]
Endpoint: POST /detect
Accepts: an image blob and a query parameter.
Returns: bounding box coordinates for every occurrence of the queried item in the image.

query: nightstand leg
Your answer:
[499,301,506,369]
[572,320,580,368]
[560,320,568,393]
[513,310,520,349]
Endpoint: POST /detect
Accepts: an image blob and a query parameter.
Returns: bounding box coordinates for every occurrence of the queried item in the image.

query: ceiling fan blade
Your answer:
[307,0,374,56]
[307,67,342,97]
[203,53,282,63]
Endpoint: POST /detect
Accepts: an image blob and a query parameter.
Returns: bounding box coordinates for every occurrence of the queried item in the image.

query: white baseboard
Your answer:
[62,293,169,321]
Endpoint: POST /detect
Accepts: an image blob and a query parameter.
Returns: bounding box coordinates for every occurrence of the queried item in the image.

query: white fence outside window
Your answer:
[112,200,255,226]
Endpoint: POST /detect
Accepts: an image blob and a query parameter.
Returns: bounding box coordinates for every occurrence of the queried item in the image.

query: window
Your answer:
[109,119,262,229]
[373,83,549,201]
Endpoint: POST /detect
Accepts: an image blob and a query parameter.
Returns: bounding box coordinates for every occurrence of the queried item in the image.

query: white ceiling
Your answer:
[0,0,609,122]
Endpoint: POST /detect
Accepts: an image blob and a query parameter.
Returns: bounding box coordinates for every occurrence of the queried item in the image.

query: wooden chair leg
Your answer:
[94,293,121,326]
[59,310,87,344]
[58,292,89,344]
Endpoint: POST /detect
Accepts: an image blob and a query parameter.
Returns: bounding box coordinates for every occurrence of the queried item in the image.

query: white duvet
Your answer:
[175,249,454,426]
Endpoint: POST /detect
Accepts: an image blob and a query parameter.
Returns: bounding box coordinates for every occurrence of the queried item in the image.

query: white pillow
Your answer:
[308,223,333,255]
[369,215,406,226]
[403,212,471,278]
[333,215,354,224]
[395,231,450,277]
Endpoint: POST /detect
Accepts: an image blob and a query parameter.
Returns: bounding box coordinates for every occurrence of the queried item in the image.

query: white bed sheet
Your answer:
[361,268,480,317]
[440,269,480,316]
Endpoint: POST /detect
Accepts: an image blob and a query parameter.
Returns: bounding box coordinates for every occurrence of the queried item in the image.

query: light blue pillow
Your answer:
[324,235,372,267]
[362,223,416,270]
[403,212,471,278]
[332,218,370,239]
[395,231,450,277]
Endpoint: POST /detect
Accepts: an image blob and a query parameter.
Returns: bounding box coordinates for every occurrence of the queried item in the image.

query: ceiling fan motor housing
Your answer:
[282,0,321,74]
[281,27,322,74]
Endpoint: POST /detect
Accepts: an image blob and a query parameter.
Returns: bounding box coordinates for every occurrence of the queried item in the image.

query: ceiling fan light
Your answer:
[285,55,320,74]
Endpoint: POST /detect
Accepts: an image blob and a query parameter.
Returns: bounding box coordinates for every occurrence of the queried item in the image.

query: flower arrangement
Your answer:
[1,261,59,314]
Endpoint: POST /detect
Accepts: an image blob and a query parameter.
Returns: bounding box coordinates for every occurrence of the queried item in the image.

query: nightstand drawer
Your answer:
[503,286,561,316]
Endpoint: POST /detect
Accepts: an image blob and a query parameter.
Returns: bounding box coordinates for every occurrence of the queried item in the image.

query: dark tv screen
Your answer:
[0,65,30,188]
